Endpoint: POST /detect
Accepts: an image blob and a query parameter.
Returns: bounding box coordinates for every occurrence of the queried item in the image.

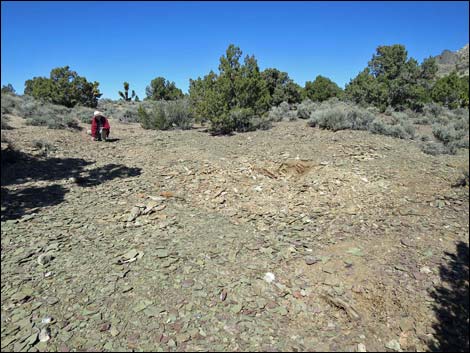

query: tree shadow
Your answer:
[1,185,67,221]
[429,241,469,352]
[76,163,141,187]
[1,147,92,186]
[1,147,142,220]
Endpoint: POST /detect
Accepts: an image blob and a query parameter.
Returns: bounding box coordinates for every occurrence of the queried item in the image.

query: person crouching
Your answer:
[91,111,111,141]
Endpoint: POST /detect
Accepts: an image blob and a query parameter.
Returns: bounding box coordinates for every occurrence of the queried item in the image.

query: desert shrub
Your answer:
[1,116,12,130]
[227,108,257,132]
[423,103,445,119]
[308,106,374,131]
[448,139,469,150]
[138,99,193,130]
[297,99,317,119]
[432,123,467,145]
[70,105,95,123]
[1,94,84,130]
[108,106,140,124]
[420,141,456,155]
[368,118,415,139]
[413,116,431,125]
[31,139,56,156]
[27,115,78,130]
[1,93,23,116]
[387,124,414,139]
[391,111,409,122]
[309,108,350,131]
[268,106,284,121]
[99,98,114,105]
[1,84,16,94]
[251,116,273,130]
[1,104,11,115]
[420,135,431,142]
[165,99,194,129]
[400,120,417,139]
[20,100,40,118]
[384,106,394,116]
[366,106,381,115]
[268,102,297,121]
[453,107,469,118]
[138,103,169,130]
[368,120,388,135]
[118,109,139,123]
[25,103,81,130]
[453,116,469,131]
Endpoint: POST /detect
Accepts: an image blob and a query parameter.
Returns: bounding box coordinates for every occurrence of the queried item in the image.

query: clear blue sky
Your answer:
[1,1,469,99]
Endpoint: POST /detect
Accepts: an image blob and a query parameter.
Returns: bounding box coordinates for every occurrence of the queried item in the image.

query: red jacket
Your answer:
[91,115,111,137]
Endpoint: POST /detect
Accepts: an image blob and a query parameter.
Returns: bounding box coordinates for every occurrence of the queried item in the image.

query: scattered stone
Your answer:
[323,294,361,321]
[357,343,367,352]
[133,300,153,313]
[400,238,414,247]
[110,327,120,337]
[160,191,174,198]
[142,200,160,215]
[155,249,169,258]
[346,247,363,257]
[231,304,243,314]
[399,318,414,333]
[38,327,50,343]
[37,253,55,266]
[220,289,228,301]
[46,297,59,306]
[264,272,276,283]
[99,322,111,332]
[41,316,54,325]
[304,256,320,265]
[419,266,432,274]
[11,287,34,303]
[385,339,401,351]
[181,279,195,288]
[127,206,142,222]
[27,331,39,346]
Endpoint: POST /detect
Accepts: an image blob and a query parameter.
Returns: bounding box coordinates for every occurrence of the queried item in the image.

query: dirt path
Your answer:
[1,116,469,352]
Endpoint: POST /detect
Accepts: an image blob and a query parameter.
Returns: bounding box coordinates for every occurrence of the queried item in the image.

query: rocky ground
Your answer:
[1,115,469,352]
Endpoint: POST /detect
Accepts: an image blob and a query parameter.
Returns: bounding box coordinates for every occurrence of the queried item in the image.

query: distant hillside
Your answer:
[433,44,469,77]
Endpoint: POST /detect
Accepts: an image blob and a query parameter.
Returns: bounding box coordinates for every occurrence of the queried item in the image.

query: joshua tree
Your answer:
[119,82,136,101]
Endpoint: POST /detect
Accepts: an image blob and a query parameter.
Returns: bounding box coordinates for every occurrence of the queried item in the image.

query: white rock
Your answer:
[358,343,367,352]
[38,327,50,342]
[385,339,401,351]
[263,272,275,283]
[419,266,432,274]
[41,317,53,324]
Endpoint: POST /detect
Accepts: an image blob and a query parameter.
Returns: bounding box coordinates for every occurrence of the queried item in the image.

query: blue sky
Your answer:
[1,1,469,99]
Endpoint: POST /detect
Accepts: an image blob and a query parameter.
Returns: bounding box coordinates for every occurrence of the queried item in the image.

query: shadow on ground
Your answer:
[1,185,67,221]
[75,163,141,187]
[1,147,142,221]
[430,241,469,352]
[1,147,92,186]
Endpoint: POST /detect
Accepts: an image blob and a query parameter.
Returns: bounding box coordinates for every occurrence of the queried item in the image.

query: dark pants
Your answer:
[97,128,109,141]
